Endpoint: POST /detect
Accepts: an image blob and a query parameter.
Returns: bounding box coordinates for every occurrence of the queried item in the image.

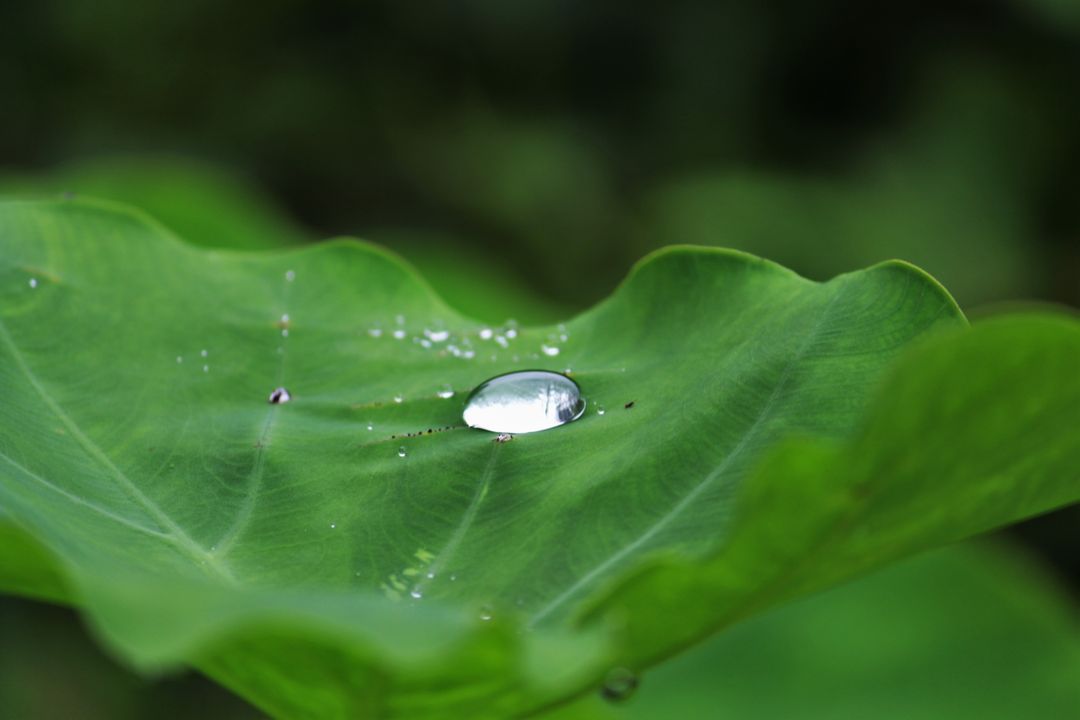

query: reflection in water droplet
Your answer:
[437,385,455,399]
[462,370,585,434]
[601,668,639,703]
[398,446,407,457]
[541,344,560,357]
[268,387,292,404]
[28,278,38,289]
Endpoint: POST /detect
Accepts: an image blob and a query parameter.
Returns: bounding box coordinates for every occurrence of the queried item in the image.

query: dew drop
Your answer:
[395,314,405,325]
[425,329,450,342]
[201,349,209,357]
[600,668,639,703]
[330,523,337,529]
[596,404,606,416]
[281,328,289,337]
[202,365,209,373]
[495,335,509,349]
[28,278,38,289]
[479,606,493,621]
[437,385,455,399]
[541,344,560,357]
[268,387,292,404]
[449,574,457,582]
[392,329,406,340]
[410,589,423,599]
[463,370,585,434]
[281,313,290,324]
[393,394,403,404]
[366,422,374,431]
[397,446,407,458]
[368,327,383,338]
[479,328,493,340]
[505,328,518,340]
[425,571,435,579]
[285,270,296,282]
[176,356,183,364]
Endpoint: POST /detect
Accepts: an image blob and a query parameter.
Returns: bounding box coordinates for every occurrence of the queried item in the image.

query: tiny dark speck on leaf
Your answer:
[624,401,635,409]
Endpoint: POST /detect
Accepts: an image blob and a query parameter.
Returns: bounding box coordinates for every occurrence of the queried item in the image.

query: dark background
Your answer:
[1,1,1077,717]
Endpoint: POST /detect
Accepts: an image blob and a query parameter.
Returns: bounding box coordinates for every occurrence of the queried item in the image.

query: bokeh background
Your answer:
[1,1,1077,717]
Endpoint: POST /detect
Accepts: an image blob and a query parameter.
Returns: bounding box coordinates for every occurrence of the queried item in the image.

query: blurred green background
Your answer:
[1,1,1077,716]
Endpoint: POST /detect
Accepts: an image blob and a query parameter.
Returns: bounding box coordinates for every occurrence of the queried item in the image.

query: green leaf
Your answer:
[0,198,1076,718]
[555,542,1080,719]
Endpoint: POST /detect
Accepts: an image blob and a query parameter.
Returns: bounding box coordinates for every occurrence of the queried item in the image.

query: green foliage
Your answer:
[557,543,1080,719]
[0,199,1076,718]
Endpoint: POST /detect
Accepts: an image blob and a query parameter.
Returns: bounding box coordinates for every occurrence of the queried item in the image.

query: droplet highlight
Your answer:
[462,370,585,434]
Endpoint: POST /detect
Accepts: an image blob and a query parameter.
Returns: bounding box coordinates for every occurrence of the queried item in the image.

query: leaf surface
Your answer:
[0,199,1076,718]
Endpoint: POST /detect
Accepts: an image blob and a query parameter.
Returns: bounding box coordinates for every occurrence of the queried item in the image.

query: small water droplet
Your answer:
[449,574,457,582]
[366,422,374,431]
[425,571,435,579]
[559,333,569,342]
[201,349,209,357]
[437,385,455,399]
[398,446,407,457]
[479,606,493,621]
[600,668,639,703]
[541,344,560,357]
[393,394,403,404]
[425,329,450,342]
[285,270,296,282]
[281,313,290,323]
[479,328,493,340]
[28,278,38,289]
[494,335,509,349]
[505,328,518,340]
[395,314,405,325]
[202,365,209,373]
[268,387,292,404]
[368,327,383,338]
[392,329,406,340]
[596,404,605,416]
[330,523,337,529]
[463,370,586,434]
[281,328,289,337]
[419,338,432,349]
[462,349,476,359]
[176,356,183,364]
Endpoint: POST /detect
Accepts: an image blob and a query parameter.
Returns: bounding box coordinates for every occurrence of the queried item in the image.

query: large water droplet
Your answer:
[462,370,585,434]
